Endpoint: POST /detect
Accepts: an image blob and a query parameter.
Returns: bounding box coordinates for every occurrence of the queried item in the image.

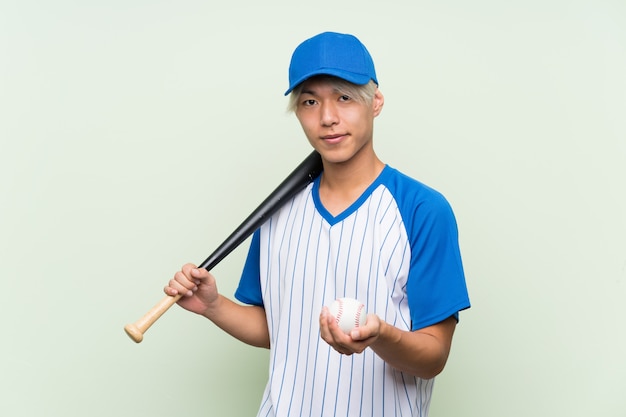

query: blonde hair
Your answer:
[287,76,378,113]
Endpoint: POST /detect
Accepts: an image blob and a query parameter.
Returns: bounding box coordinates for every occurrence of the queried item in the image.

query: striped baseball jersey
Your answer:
[235,165,470,417]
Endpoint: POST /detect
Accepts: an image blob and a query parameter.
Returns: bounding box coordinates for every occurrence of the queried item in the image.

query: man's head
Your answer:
[285,32,384,165]
[285,32,378,96]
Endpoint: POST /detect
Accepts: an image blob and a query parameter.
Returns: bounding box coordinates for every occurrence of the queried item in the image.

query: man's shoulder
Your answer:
[381,165,448,205]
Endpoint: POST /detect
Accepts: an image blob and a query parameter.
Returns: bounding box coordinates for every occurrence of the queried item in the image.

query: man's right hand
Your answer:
[164,263,219,316]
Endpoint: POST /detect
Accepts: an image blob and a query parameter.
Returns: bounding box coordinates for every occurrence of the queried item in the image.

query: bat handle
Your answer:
[124,294,182,343]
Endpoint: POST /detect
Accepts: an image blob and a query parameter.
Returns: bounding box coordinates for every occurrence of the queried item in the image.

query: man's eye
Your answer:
[339,95,351,102]
[303,99,316,106]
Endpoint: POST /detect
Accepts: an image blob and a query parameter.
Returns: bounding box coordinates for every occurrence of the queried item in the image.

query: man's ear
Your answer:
[372,89,384,117]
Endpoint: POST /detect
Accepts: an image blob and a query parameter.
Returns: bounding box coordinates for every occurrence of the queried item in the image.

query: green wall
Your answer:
[2,1,625,416]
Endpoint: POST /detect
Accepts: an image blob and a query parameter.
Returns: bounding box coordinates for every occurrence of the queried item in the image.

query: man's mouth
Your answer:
[321,134,347,143]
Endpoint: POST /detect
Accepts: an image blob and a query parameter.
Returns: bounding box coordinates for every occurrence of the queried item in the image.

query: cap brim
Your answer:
[284,69,373,95]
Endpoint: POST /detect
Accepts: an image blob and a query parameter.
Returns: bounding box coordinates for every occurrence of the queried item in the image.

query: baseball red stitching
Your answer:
[355,303,364,328]
[335,299,344,325]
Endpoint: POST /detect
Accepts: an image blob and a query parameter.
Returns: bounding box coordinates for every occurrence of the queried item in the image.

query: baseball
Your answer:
[328,297,367,334]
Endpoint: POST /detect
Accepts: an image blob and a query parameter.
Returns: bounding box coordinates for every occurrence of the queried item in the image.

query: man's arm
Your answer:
[320,309,456,379]
[165,264,270,349]
[369,316,456,379]
[202,295,270,348]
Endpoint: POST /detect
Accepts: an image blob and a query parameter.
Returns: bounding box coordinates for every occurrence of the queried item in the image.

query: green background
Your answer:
[2,1,625,416]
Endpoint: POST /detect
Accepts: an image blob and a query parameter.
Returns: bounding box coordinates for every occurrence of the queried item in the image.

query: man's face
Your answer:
[294,77,383,165]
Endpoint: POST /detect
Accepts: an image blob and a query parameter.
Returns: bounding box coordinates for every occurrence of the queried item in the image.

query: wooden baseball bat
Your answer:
[124,151,323,343]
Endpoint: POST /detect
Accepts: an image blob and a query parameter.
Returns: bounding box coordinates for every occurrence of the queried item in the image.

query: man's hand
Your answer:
[319,306,381,355]
[164,263,219,316]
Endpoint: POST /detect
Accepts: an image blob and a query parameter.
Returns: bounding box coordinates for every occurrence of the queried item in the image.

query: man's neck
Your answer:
[318,151,385,216]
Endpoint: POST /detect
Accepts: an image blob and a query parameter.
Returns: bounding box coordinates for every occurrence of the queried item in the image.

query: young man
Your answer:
[165,32,470,417]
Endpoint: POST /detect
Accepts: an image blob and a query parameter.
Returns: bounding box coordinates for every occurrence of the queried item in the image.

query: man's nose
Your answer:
[320,102,339,127]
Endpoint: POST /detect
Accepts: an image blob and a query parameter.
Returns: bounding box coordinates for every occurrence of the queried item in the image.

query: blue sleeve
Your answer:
[403,189,470,330]
[234,230,264,306]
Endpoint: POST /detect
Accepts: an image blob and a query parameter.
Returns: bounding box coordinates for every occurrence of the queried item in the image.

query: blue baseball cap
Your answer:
[285,32,378,95]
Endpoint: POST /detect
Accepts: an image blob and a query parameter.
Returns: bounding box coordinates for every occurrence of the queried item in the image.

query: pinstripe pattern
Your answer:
[254,176,434,417]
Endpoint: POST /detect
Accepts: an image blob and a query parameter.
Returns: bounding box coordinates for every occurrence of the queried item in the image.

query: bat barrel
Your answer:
[198,150,323,271]
[124,151,323,343]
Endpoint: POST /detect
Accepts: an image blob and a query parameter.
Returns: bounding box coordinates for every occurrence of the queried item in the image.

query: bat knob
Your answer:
[124,323,144,343]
